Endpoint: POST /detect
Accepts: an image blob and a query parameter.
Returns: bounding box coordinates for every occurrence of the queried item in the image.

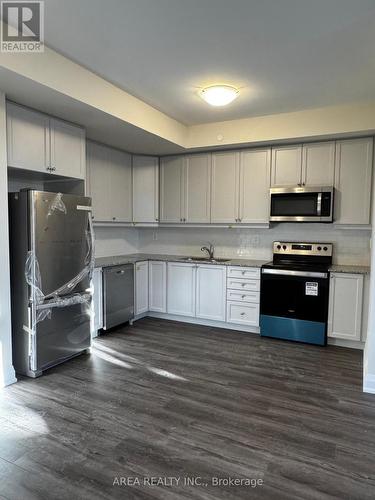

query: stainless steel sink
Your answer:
[186,257,231,263]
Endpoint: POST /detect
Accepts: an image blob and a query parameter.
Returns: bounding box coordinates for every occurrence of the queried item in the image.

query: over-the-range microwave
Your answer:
[269,186,334,223]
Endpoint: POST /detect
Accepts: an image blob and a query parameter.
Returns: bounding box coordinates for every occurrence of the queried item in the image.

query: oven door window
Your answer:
[260,273,329,323]
[271,193,319,217]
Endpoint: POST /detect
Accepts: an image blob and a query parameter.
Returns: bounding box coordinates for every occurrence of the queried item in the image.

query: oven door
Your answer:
[269,187,333,222]
[260,269,329,345]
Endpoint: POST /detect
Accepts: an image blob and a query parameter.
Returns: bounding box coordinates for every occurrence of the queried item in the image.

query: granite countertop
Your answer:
[95,254,371,275]
[95,253,268,269]
[328,264,370,275]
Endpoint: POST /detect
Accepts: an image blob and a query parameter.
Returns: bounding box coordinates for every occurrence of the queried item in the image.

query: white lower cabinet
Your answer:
[167,262,196,317]
[328,273,364,341]
[227,302,260,327]
[195,265,226,321]
[226,266,260,327]
[92,268,103,337]
[135,261,149,315]
[149,261,167,313]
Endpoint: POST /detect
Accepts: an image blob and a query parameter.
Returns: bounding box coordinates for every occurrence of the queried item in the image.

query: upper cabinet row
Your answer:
[86,141,159,223]
[160,149,271,224]
[160,138,373,226]
[6,102,86,179]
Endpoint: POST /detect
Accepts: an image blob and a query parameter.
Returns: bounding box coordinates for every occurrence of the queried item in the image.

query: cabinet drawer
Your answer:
[226,279,260,292]
[226,290,260,303]
[227,302,260,326]
[227,267,260,280]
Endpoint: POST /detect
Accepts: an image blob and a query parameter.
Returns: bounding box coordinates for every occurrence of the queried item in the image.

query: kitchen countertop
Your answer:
[328,264,370,275]
[95,254,370,274]
[95,253,268,269]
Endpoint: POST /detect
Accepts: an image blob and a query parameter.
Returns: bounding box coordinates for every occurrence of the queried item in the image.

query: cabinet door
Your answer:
[239,149,271,224]
[301,142,335,186]
[50,118,85,179]
[149,261,167,312]
[334,138,373,225]
[108,148,132,222]
[211,151,240,223]
[86,142,112,222]
[328,273,363,341]
[271,145,302,187]
[196,265,226,321]
[135,262,149,315]
[7,102,50,172]
[132,156,159,223]
[160,156,184,223]
[184,154,211,223]
[167,263,196,316]
[92,268,103,337]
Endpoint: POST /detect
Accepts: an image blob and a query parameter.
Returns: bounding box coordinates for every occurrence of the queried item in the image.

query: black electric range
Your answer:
[260,241,333,346]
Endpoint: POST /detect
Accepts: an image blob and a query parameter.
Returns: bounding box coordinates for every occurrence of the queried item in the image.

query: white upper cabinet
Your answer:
[108,148,132,222]
[86,141,132,223]
[160,156,184,223]
[271,145,303,187]
[239,149,271,224]
[328,273,363,341]
[86,141,111,222]
[167,262,196,317]
[334,138,373,225]
[132,155,159,223]
[149,261,167,313]
[50,118,85,179]
[184,154,211,223]
[211,151,240,223]
[7,102,50,173]
[7,102,85,179]
[195,265,226,321]
[301,142,335,186]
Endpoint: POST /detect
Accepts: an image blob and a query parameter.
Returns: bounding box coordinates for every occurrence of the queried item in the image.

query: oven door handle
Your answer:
[262,268,328,279]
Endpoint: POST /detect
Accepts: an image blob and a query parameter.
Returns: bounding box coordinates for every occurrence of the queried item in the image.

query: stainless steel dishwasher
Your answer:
[103,264,134,330]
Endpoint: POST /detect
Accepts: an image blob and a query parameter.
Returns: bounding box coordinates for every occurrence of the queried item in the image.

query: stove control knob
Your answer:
[317,246,322,251]
[323,246,328,251]
[277,245,281,250]
[282,245,287,250]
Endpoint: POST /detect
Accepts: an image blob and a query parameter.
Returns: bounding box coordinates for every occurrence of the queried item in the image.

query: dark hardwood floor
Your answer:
[1,317,375,499]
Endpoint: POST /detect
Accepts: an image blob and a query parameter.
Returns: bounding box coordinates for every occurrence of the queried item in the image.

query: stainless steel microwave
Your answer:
[269,186,334,222]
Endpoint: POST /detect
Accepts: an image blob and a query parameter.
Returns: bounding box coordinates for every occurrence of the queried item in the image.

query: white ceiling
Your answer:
[44,0,375,126]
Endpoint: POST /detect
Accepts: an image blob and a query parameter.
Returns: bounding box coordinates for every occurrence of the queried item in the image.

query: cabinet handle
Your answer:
[242,295,246,299]
[240,312,245,316]
[51,166,56,172]
[242,283,246,287]
[155,218,159,221]
[113,217,116,221]
[91,215,95,220]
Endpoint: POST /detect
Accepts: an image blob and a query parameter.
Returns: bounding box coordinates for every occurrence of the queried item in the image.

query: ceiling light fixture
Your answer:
[199,85,239,106]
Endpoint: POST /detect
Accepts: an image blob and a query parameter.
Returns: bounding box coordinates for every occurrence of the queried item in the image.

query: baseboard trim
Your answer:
[137,311,260,334]
[363,374,375,394]
[327,338,365,350]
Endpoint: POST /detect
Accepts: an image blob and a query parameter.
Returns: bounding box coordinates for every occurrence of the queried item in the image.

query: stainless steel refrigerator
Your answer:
[9,190,94,378]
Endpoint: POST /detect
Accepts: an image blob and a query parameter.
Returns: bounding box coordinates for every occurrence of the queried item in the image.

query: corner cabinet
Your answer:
[334,138,373,225]
[132,155,159,224]
[328,273,364,341]
[86,141,132,223]
[149,261,167,313]
[7,102,86,179]
[135,261,149,315]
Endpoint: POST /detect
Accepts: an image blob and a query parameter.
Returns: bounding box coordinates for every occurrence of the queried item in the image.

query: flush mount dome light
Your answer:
[199,85,239,106]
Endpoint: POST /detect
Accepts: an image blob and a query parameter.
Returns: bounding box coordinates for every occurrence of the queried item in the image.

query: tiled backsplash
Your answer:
[137,225,371,265]
[94,224,371,265]
[94,227,139,257]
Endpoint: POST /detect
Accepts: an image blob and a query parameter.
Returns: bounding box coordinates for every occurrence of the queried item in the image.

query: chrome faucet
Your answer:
[201,243,215,260]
